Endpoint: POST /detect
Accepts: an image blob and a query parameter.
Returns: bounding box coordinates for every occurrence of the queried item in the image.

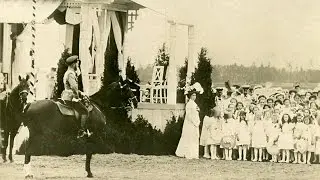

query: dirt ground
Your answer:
[0,154,320,180]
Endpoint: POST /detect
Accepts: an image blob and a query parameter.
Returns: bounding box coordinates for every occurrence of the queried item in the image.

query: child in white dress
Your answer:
[293,113,307,164]
[263,109,273,161]
[305,116,316,164]
[266,115,281,162]
[206,108,222,160]
[200,110,214,158]
[251,111,267,162]
[236,111,250,161]
[314,117,320,163]
[234,102,245,120]
[222,111,236,161]
[278,114,294,163]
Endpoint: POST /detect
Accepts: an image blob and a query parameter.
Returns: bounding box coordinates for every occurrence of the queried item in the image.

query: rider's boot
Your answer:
[77,115,88,138]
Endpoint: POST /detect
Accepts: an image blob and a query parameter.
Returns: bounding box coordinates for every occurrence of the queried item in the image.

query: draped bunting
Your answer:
[110,11,124,79]
[95,9,111,89]
[0,0,63,23]
[12,25,32,88]
[65,8,81,25]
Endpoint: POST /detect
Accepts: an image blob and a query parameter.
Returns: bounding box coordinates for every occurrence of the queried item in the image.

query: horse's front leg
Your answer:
[1,130,9,162]
[8,132,16,162]
[24,134,33,178]
[85,153,93,178]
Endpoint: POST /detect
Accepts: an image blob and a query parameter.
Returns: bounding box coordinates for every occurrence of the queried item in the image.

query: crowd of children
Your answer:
[200,84,320,164]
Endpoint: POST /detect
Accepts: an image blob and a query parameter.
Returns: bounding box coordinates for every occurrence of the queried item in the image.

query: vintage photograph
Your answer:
[1,0,320,179]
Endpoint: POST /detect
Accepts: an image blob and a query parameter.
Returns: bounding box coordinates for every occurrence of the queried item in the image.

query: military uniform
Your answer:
[62,55,89,138]
[62,69,79,101]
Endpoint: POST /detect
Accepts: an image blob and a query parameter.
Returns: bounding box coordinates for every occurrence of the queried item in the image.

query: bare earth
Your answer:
[0,154,320,180]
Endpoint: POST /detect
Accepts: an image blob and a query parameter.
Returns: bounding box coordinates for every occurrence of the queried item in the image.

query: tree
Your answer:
[103,27,120,87]
[191,48,215,120]
[53,48,72,99]
[126,57,140,84]
[177,58,188,103]
[154,43,170,79]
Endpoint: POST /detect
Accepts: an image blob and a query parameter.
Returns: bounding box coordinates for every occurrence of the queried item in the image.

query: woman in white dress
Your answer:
[176,89,202,159]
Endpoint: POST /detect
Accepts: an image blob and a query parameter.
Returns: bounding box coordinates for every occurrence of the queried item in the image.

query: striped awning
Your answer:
[0,0,64,23]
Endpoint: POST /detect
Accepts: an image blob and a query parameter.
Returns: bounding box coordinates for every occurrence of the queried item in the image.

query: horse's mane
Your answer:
[90,81,120,108]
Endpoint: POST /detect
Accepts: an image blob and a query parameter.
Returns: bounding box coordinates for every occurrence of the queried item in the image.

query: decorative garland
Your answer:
[29,0,37,98]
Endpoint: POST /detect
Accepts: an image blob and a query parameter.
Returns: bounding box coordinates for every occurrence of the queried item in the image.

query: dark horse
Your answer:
[2,78,137,178]
[1,75,30,163]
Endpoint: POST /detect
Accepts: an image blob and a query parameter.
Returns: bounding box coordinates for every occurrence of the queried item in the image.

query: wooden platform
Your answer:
[130,103,185,132]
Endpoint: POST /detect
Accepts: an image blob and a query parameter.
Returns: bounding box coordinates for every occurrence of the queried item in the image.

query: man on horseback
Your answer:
[61,55,89,138]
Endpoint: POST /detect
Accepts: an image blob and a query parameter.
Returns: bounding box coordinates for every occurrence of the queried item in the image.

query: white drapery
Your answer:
[0,0,63,23]
[12,25,32,88]
[110,11,127,79]
[65,8,81,25]
[95,10,112,89]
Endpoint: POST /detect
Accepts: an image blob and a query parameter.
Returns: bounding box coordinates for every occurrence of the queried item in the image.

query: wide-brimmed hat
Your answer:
[296,139,308,153]
[289,89,297,94]
[309,95,317,100]
[66,55,79,65]
[266,145,280,155]
[220,135,236,149]
[185,82,204,95]
[242,84,250,89]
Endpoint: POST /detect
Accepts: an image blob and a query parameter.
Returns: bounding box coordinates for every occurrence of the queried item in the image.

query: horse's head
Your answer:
[118,79,138,109]
[17,74,31,105]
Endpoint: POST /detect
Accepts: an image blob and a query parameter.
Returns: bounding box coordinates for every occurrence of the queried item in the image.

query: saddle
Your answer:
[55,100,80,120]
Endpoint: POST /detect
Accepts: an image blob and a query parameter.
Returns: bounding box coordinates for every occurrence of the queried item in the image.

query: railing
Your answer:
[87,74,101,95]
[139,81,168,104]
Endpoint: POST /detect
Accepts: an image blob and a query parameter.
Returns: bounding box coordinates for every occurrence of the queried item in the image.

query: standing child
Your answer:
[236,111,250,161]
[266,115,281,162]
[293,113,306,164]
[305,116,316,164]
[234,102,245,120]
[200,109,214,158]
[251,111,267,162]
[314,115,320,163]
[222,111,236,161]
[278,114,294,163]
[207,108,223,160]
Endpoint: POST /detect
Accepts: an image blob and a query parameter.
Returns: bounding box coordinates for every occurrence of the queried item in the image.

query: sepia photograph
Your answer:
[1,0,320,179]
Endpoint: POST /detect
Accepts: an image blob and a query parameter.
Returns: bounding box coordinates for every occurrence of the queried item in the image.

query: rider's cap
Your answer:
[66,55,79,65]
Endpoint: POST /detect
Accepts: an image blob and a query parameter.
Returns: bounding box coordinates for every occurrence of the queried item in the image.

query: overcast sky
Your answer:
[126,0,320,69]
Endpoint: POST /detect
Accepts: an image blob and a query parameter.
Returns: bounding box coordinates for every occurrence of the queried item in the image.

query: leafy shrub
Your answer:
[17,114,186,156]
[162,116,184,155]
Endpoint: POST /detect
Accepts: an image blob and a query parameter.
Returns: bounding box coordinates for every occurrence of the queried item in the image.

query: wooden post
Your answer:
[121,12,128,79]
[79,4,91,94]
[167,22,177,105]
[65,24,74,53]
[2,24,11,75]
[186,25,195,95]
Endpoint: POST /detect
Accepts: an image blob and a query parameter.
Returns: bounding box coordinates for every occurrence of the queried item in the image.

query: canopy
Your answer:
[0,0,64,23]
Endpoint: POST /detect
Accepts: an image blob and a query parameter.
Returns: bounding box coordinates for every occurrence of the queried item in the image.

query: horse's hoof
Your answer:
[10,160,14,163]
[3,159,7,163]
[87,173,93,178]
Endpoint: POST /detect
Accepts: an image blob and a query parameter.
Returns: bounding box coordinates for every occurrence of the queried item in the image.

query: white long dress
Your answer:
[175,99,200,159]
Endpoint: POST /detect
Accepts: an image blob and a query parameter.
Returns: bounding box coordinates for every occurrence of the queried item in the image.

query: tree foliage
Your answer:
[211,63,320,84]
[191,48,215,119]
[154,43,170,79]
[177,59,188,103]
[126,57,140,84]
[102,27,120,87]
[53,48,71,99]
